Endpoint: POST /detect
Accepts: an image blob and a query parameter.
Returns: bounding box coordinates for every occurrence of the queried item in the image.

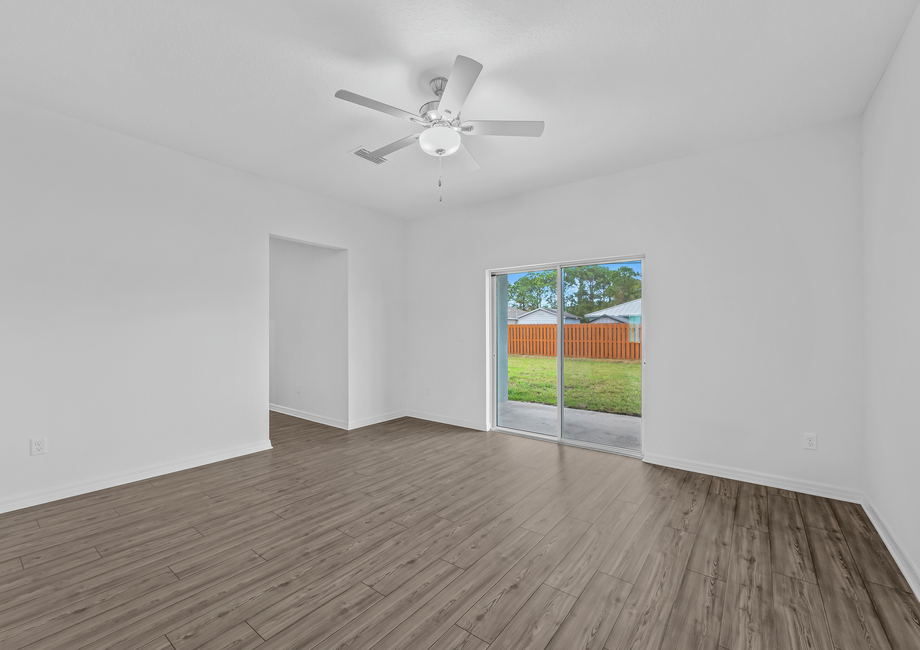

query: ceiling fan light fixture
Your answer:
[334,54,543,173]
[419,125,461,157]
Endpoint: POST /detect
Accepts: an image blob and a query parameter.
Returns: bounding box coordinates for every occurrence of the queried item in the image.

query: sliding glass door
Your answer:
[561,261,642,451]
[494,269,558,437]
[492,257,643,455]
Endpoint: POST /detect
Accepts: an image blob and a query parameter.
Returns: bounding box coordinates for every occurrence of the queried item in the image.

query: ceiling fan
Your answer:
[335,55,544,171]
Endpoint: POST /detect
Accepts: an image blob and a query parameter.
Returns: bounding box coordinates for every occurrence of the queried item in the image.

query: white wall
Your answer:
[0,97,406,512]
[406,118,865,499]
[270,237,348,428]
[1,46,916,591]
[863,4,920,592]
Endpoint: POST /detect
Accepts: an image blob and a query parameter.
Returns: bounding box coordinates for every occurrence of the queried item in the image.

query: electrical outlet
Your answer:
[803,433,817,450]
[31,438,47,456]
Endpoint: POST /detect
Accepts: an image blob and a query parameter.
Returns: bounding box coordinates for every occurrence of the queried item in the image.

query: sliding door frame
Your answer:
[487,254,646,458]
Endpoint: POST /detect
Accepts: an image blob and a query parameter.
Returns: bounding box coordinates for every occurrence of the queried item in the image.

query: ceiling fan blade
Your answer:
[460,120,545,137]
[452,142,480,173]
[367,133,420,158]
[437,56,483,121]
[335,90,421,123]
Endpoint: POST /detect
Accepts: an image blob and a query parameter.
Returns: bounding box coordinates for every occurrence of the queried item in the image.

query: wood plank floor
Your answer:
[1,412,918,650]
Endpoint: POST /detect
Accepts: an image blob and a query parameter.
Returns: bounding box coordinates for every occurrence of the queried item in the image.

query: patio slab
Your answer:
[498,400,641,451]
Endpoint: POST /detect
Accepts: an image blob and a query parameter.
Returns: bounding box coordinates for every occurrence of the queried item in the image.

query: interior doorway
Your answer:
[269,236,349,428]
[491,256,643,456]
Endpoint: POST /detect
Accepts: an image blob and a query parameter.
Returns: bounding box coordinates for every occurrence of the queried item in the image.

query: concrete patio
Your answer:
[497,400,641,451]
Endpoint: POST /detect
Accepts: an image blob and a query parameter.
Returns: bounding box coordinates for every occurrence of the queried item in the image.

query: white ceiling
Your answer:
[1,1,917,220]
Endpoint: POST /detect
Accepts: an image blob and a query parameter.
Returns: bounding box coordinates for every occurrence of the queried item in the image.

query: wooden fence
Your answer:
[507,324,642,360]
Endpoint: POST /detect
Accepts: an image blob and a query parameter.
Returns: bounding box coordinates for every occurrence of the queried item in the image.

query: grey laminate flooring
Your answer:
[0,412,917,650]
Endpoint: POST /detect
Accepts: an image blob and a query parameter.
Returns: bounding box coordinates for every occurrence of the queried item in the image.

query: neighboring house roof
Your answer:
[585,299,642,320]
[590,314,629,323]
[507,307,528,320]
[519,308,579,320]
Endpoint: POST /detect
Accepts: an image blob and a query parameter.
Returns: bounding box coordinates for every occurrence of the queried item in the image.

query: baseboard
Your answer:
[269,404,482,433]
[641,452,863,503]
[347,411,408,430]
[0,439,273,515]
[404,410,485,432]
[269,404,348,430]
[862,497,920,596]
[640,453,920,589]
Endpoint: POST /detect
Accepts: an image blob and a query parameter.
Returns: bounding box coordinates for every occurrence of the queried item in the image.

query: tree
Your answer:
[508,270,557,311]
[563,265,641,321]
[508,265,640,319]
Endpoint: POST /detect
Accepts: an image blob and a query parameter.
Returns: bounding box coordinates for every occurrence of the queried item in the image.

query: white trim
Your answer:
[862,497,920,596]
[269,404,348,430]
[491,426,643,459]
[0,439,273,515]
[271,403,484,433]
[268,233,346,252]
[560,437,643,459]
[489,253,646,276]
[641,452,863,503]
[486,271,495,431]
[404,410,485,432]
[491,426,557,442]
[639,259,646,456]
[269,405,417,431]
[347,411,408,430]
[556,272,564,439]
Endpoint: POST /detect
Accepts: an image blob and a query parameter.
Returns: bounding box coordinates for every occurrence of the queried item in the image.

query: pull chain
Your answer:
[438,155,442,202]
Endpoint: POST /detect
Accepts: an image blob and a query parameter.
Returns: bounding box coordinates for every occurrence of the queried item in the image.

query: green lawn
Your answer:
[507,355,642,416]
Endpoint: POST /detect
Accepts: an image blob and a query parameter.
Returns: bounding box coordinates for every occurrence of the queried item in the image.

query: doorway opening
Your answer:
[491,256,643,456]
[269,236,348,429]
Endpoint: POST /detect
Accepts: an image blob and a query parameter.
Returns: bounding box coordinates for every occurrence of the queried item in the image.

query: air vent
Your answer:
[352,148,387,165]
